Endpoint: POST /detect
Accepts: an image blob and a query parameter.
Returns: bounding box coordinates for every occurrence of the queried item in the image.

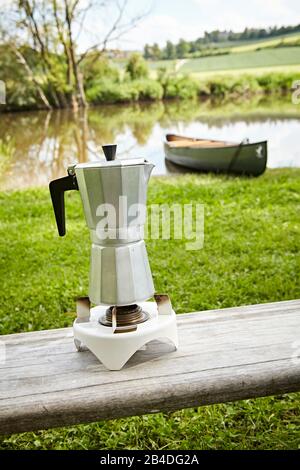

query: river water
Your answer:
[0,98,299,190]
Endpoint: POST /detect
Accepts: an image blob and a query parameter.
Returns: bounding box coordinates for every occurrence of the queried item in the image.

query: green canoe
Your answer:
[164,134,267,176]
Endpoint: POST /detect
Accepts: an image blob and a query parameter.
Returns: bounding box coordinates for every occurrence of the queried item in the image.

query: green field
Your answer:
[146,31,300,78]
[148,49,300,77]
[180,47,300,74]
[205,31,300,51]
[230,32,300,53]
[191,64,300,79]
[1,169,300,449]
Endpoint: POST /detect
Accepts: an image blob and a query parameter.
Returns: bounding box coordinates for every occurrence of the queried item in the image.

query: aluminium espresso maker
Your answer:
[49,144,178,370]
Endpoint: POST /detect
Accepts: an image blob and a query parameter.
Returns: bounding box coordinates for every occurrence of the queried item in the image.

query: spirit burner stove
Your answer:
[49,145,178,370]
[73,295,177,370]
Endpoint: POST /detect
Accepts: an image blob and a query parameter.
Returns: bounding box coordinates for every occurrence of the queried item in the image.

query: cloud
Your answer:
[191,0,300,31]
[120,0,300,49]
[117,14,201,49]
[2,0,299,51]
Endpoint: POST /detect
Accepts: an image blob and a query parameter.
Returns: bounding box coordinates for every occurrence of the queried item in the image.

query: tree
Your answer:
[164,40,176,59]
[0,0,148,109]
[143,44,151,59]
[151,43,161,60]
[176,39,190,58]
[126,53,148,80]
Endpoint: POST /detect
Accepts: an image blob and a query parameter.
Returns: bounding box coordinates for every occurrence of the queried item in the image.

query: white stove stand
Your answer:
[73,301,178,370]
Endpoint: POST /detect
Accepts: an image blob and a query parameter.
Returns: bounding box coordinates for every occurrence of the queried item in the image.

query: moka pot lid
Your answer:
[71,157,149,171]
[68,144,152,173]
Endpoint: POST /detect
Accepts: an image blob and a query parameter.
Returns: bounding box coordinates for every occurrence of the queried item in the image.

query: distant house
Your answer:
[106,49,139,59]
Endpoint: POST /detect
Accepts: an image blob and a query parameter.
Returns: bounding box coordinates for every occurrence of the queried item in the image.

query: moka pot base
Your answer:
[73,301,178,371]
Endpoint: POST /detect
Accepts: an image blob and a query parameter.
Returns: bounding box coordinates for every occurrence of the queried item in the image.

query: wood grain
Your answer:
[1,299,300,434]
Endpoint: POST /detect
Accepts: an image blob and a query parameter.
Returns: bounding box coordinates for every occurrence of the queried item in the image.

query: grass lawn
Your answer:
[0,169,300,449]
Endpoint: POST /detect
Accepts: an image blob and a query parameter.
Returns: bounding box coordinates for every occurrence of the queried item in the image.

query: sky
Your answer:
[1,0,300,51]
[109,0,300,50]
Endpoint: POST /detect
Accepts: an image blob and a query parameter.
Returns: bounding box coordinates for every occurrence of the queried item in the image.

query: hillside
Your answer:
[181,47,300,73]
[146,32,300,77]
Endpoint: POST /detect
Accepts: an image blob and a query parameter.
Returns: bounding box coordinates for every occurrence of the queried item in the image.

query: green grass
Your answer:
[148,59,177,71]
[148,33,300,77]
[230,32,300,53]
[191,64,300,79]
[1,169,300,449]
[207,31,300,51]
[181,47,300,74]
[143,33,300,71]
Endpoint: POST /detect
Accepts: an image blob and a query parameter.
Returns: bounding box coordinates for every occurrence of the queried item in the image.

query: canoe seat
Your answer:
[167,139,235,148]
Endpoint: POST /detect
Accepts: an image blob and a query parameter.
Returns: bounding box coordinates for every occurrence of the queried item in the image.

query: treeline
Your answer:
[144,23,300,60]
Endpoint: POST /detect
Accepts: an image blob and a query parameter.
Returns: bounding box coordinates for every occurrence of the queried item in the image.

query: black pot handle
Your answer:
[49,174,78,236]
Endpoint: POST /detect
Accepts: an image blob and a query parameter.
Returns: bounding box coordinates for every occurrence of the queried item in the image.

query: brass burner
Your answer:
[99,304,149,327]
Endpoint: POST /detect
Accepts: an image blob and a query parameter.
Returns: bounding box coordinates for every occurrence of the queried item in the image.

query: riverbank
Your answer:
[0,169,300,449]
[1,71,299,112]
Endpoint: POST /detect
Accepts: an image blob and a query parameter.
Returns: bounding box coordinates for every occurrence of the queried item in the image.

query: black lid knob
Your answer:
[102,144,117,161]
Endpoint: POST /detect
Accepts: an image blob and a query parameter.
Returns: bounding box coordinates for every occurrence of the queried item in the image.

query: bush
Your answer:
[86,78,163,104]
[204,75,266,98]
[256,73,298,94]
[82,56,119,90]
[161,75,199,100]
[134,79,163,100]
[197,81,211,97]
[200,72,298,99]
[204,79,231,98]
[125,53,149,80]
[228,75,262,96]
[256,74,279,93]
[86,80,139,104]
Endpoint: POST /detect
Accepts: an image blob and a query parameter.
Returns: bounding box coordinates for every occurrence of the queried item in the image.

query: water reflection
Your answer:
[0,98,299,190]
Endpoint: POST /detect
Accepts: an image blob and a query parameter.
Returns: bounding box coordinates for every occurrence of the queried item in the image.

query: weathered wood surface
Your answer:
[1,299,300,435]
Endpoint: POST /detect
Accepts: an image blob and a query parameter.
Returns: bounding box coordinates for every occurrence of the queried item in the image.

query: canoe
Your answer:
[164,134,267,176]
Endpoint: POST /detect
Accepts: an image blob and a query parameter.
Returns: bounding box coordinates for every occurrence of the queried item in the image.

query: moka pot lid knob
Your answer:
[102,144,117,161]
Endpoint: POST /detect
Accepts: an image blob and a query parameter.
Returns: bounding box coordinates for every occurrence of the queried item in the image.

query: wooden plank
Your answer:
[0,299,300,435]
